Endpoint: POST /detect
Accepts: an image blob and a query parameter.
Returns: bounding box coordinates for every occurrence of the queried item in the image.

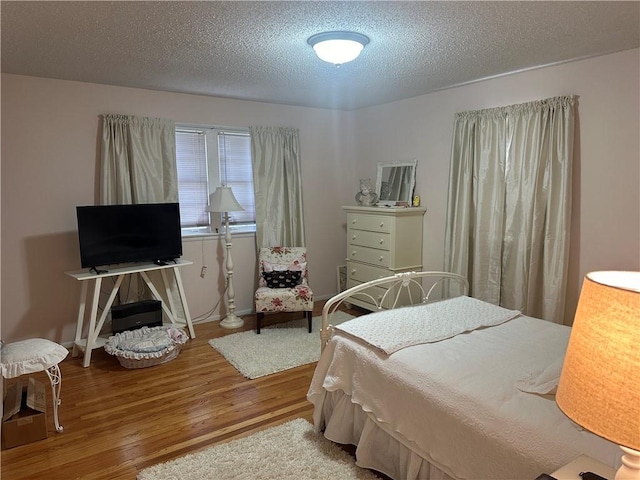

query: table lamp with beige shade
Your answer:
[556,271,640,480]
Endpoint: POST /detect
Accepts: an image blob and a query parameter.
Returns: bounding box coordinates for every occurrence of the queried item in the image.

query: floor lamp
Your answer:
[207,186,245,329]
[556,271,640,480]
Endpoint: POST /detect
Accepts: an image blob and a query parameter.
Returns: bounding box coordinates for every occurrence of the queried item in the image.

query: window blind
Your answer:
[176,130,209,227]
[218,131,255,225]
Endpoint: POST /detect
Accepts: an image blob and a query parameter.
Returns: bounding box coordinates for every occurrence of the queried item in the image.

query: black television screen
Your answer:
[76,203,183,269]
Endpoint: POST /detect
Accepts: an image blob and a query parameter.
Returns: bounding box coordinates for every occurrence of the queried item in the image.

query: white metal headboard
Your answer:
[320,271,469,350]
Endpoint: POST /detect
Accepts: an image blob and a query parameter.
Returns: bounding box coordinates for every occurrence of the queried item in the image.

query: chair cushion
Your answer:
[1,338,69,378]
[262,270,302,289]
[255,284,314,313]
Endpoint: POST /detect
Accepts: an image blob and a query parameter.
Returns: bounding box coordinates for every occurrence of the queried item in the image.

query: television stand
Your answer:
[65,259,195,367]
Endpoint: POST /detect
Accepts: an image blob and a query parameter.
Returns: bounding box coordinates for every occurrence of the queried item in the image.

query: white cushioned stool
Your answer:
[1,338,68,432]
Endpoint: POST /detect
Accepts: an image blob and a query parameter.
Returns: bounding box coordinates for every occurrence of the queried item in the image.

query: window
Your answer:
[176,126,255,236]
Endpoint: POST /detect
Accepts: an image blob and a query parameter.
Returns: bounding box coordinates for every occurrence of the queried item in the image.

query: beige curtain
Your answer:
[100,114,184,319]
[250,126,306,248]
[444,96,576,323]
[100,114,177,204]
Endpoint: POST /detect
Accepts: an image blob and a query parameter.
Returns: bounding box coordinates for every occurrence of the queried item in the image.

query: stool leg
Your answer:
[45,364,63,432]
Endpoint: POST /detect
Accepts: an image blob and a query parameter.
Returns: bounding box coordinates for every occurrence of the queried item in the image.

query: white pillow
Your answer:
[114,330,173,353]
[1,338,69,378]
[263,261,307,275]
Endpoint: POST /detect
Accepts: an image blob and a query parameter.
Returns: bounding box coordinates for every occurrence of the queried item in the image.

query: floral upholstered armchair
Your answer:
[254,247,314,334]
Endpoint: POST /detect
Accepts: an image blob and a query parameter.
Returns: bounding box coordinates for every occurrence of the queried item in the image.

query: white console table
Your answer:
[65,259,195,367]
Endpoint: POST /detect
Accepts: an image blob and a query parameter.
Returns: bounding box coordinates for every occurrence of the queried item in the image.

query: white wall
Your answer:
[349,49,640,323]
[0,76,354,343]
[1,48,638,343]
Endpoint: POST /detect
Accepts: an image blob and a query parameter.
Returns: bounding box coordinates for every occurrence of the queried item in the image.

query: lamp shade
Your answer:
[556,271,640,451]
[307,31,369,65]
[206,186,244,213]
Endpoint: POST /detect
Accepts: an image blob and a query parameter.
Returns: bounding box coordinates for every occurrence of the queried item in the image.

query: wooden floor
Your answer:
[1,303,359,480]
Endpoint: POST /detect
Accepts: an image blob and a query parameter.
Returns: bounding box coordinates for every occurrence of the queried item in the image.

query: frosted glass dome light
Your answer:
[307,31,369,65]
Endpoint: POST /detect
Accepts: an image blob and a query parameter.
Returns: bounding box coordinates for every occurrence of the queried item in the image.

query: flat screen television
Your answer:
[76,202,183,270]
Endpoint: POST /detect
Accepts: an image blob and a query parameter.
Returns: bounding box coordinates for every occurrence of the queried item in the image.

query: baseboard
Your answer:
[63,299,339,348]
[191,308,254,325]
[314,293,336,301]
[192,298,337,326]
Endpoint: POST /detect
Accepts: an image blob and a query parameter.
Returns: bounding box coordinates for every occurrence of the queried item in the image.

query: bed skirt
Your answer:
[320,388,456,480]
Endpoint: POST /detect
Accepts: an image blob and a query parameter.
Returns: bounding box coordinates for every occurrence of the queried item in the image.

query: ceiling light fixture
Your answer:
[307,31,369,66]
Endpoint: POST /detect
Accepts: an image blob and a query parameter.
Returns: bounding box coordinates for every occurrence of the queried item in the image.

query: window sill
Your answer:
[182,226,255,242]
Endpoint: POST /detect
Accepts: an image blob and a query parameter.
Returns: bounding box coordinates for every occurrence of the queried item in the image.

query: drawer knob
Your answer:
[351,269,357,275]
[379,222,384,228]
[351,235,357,240]
[378,256,384,262]
[379,238,384,245]
[351,251,357,257]
[352,219,357,224]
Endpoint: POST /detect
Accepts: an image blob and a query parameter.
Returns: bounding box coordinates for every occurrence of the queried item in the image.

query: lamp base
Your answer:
[616,446,640,480]
[219,313,244,329]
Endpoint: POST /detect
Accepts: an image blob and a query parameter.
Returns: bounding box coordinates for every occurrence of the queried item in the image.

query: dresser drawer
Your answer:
[348,228,390,250]
[347,261,391,283]
[347,246,390,267]
[346,279,391,309]
[343,206,426,313]
[347,213,393,233]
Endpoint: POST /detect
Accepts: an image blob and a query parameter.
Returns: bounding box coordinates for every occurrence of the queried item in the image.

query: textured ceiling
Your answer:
[2,1,639,110]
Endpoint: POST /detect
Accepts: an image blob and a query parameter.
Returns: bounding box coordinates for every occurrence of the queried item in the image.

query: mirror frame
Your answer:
[375,159,417,206]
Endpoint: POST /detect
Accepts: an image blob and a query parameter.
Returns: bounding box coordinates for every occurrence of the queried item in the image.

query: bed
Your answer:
[307,271,621,480]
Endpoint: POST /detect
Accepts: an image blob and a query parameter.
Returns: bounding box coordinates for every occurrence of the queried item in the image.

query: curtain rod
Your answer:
[176,123,249,133]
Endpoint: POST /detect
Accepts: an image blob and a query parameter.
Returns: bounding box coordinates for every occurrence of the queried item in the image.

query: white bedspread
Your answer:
[334,296,520,354]
[308,312,620,480]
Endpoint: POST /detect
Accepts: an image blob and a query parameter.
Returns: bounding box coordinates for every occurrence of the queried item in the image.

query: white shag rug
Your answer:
[137,418,380,480]
[208,312,354,379]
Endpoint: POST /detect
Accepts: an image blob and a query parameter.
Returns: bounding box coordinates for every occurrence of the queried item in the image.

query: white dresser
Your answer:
[343,205,427,311]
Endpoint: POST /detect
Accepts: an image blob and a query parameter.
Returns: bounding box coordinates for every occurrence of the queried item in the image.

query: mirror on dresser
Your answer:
[375,159,417,206]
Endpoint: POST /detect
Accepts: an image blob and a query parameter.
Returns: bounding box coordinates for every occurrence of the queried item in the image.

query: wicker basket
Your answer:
[104,326,188,369]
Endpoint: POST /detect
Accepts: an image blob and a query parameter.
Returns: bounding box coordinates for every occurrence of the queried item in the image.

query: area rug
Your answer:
[137,418,380,480]
[208,311,354,379]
